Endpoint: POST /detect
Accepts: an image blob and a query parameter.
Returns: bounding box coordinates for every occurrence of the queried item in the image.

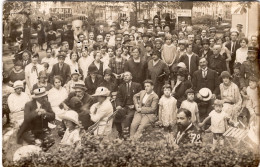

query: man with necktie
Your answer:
[114,71,142,138]
[49,54,71,86]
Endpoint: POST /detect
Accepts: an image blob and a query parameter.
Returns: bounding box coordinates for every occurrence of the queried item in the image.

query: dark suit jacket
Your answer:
[192,44,200,55]
[173,80,192,108]
[198,48,213,59]
[84,75,103,95]
[116,82,142,107]
[192,68,220,95]
[17,100,55,143]
[49,63,71,86]
[225,41,240,65]
[179,53,199,76]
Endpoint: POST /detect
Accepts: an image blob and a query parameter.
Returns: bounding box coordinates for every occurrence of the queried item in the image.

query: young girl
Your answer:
[199,99,230,147]
[180,88,200,127]
[59,110,81,146]
[158,84,177,132]
[161,34,178,67]
[236,38,249,64]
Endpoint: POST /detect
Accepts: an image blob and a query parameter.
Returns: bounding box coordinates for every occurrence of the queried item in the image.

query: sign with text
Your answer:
[176,9,192,17]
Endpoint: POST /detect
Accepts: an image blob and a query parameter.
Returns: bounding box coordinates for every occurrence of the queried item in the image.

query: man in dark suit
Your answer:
[187,34,200,55]
[49,54,71,86]
[21,50,32,69]
[225,30,240,74]
[115,71,142,138]
[179,43,199,79]
[192,57,220,121]
[17,88,55,150]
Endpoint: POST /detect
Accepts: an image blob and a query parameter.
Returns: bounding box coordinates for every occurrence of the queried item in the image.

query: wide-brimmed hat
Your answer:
[137,28,144,34]
[72,83,87,91]
[32,87,48,99]
[199,88,212,101]
[13,80,24,90]
[71,69,80,76]
[123,31,130,36]
[57,54,66,59]
[92,87,110,97]
[59,110,80,126]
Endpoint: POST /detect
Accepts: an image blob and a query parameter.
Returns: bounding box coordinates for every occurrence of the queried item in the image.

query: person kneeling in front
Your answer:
[130,80,159,139]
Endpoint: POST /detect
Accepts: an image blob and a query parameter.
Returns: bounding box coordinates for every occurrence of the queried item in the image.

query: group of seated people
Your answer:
[3,17,259,150]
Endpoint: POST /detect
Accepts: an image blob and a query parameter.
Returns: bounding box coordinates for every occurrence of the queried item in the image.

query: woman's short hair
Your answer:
[70,51,78,59]
[53,75,63,85]
[162,84,172,91]
[239,37,249,44]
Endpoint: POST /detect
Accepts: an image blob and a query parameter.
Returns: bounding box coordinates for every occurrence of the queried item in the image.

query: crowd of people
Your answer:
[2,14,259,151]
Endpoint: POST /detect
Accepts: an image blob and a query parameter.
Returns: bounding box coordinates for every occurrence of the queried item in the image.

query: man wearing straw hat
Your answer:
[17,88,55,150]
[7,80,30,127]
[90,87,113,135]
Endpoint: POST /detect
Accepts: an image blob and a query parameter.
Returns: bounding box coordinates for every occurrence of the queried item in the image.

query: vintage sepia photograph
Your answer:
[2,1,260,166]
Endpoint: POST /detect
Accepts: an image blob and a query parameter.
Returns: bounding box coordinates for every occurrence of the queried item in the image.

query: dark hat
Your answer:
[177,68,189,77]
[57,54,66,59]
[14,61,23,67]
[185,88,195,95]
[72,83,87,91]
[221,71,231,79]
[104,68,112,76]
[248,46,258,52]
[249,76,258,82]
[202,38,210,45]
[233,62,241,69]
[88,65,98,74]
[69,96,83,110]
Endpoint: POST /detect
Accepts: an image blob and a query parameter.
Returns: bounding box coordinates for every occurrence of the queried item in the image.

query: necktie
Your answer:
[202,70,207,78]
[127,83,130,96]
[232,42,236,54]
[59,65,63,71]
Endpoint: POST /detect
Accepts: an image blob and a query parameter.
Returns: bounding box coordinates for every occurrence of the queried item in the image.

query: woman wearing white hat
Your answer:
[7,80,30,126]
[90,87,113,135]
[59,110,81,146]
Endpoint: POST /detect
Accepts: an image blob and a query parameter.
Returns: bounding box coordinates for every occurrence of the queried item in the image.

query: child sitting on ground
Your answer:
[199,99,230,148]
[180,88,200,127]
[59,110,81,146]
[158,84,178,132]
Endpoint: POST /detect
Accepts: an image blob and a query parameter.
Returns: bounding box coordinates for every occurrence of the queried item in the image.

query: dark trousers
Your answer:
[114,107,135,137]
[21,129,55,150]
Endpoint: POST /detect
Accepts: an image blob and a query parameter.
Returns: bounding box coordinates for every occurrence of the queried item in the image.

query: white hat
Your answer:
[137,28,144,34]
[177,62,187,69]
[31,88,48,99]
[92,87,110,97]
[13,145,41,162]
[13,80,24,90]
[71,69,80,76]
[199,88,212,101]
[59,110,80,126]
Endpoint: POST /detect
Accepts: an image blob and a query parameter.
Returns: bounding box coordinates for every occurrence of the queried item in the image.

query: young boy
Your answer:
[158,84,177,132]
[199,99,230,148]
[180,88,200,127]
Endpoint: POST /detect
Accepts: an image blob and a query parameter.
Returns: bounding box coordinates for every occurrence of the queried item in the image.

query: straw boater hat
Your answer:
[72,83,87,91]
[59,110,80,126]
[71,69,80,77]
[92,87,110,97]
[177,62,187,69]
[13,80,24,90]
[199,88,212,101]
[32,87,48,99]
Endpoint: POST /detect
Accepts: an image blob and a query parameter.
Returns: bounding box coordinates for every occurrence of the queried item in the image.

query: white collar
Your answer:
[202,67,208,71]
[133,58,141,63]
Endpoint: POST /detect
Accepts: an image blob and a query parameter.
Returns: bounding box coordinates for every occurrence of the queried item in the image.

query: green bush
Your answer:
[3,125,259,167]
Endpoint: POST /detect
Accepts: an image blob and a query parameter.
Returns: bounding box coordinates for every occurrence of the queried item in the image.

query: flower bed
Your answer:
[3,125,260,167]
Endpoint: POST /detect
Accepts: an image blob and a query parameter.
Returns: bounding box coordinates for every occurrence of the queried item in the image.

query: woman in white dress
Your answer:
[219,71,242,123]
[236,38,248,64]
[48,75,68,120]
